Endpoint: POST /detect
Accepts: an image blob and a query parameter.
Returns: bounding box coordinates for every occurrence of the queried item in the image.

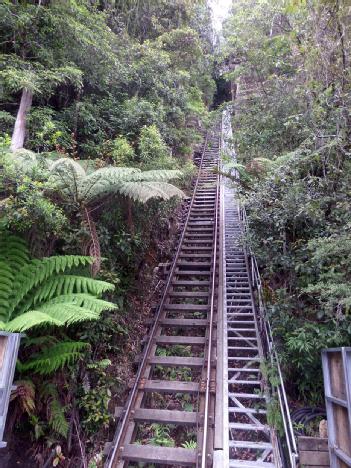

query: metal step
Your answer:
[229,440,272,449]
[228,407,267,415]
[229,392,265,399]
[229,422,267,431]
[229,460,274,468]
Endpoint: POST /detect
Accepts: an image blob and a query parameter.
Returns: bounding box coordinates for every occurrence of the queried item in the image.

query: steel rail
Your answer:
[105,130,211,468]
[200,126,221,468]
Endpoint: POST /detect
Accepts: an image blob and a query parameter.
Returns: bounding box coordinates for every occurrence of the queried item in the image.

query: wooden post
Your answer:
[298,436,330,467]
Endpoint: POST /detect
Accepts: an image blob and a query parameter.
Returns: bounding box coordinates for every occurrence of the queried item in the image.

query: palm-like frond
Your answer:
[0,233,29,269]
[0,233,117,332]
[80,166,140,203]
[117,182,185,202]
[48,160,183,205]
[49,398,69,437]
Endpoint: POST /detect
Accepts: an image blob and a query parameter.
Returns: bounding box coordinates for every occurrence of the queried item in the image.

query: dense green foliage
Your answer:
[0,0,214,157]
[223,0,351,404]
[0,1,215,464]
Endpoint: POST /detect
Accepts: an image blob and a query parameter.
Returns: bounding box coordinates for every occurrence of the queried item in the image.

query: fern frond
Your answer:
[129,169,182,181]
[49,398,69,438]
[35,303,101,325]
[11,256,93,315]
[19,341,90,375]
[38,382,69,438]
[117,182,184,202]
[22,335,59,348]
[0,233,116,332]
[10,379,35,414]
[0,232,30,269]
[80,166,139,202]
[46,294,117,313]
[0,261,14,322]
[29,275,114,306]
[5,311,62,332]
[49,157,86,177]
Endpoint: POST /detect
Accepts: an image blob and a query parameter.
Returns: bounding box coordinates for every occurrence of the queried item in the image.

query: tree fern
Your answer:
[0,233,116,332]
[47,157,184,204]
[32,156,185,275]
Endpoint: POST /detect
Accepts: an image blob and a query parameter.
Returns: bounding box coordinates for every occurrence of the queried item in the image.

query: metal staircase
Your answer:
[223,185,276,468]
[220,108,298,468]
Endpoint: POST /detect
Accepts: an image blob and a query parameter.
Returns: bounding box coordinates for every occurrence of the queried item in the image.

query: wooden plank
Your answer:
[168,291,209,297]
[143,379,199,393]
[175,270,211,276]
[148,356,204,368]
[131,408,197,425]
[172,280,210,286]
[165,304,209,311]
[160,318,208,327]
[181,246,212,251]
[329,351,351,460]
[122,444,197,465]
[299,450,330,466]
[155,335,206,345]
[298,436,329,451]
[179,253,212,258]
[177,261,212,267]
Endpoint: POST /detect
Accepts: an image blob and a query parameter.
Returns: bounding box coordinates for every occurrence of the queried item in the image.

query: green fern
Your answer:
[18,341,90,375]
[49,398,69,438]
[40,383,69,437]
[0,232,116,332]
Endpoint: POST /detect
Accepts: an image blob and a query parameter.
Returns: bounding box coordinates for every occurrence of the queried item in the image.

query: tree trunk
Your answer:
[10,88,33,152]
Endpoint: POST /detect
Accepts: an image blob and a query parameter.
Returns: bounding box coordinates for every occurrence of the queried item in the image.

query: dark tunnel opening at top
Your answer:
[212,77,232,108]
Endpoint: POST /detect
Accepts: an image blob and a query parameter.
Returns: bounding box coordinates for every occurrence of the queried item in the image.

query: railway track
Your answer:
[105,124,221,468]
[106,111,298,468]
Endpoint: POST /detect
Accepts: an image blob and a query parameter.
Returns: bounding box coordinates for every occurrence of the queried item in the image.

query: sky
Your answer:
[209,0,232,32]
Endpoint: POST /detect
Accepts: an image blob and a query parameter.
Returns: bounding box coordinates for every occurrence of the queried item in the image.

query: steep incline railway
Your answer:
[105,114,298,468]
[106,125,221,467]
